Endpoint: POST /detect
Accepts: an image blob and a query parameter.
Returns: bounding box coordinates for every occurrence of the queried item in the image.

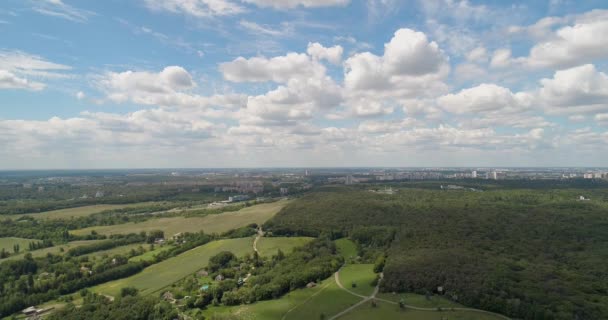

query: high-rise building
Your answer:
[345,175,355,185]
[491,171,498,180]
[471,170,477,178]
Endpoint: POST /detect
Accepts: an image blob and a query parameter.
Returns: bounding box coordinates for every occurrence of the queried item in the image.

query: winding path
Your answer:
[330,268,511,320]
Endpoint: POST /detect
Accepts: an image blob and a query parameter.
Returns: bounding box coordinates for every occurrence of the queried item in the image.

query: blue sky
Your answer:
[1,0,608,169]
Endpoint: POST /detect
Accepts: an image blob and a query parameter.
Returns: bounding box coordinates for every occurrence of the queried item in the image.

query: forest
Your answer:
[264,184,608,320]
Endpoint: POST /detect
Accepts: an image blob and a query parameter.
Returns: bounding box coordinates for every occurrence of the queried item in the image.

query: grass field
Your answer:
[341,301,506,320]
[0,237,38,253]
[0,240,104,262]
[86,243,146,260]
[377,292,462,309]
[72,200,289,237]
[92,238,255,297]
[335,238,358,260]
[202,274,362,320]
[255,237,313,257]
[129,245,175,262]
[6,202,158,220]
[338,264,377,297]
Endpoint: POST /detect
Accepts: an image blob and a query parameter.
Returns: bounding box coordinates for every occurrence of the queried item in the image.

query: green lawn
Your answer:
[255,237,314,257]
[377,292,462,309]
[0,237,38,253]
[338,264,377,297]
[335,238,358,260]
[342,301,506,320]
[86,243,146,260]
[202,275,362,320]
[72,200,289,237]
[92,238,255,297]
[6,202,158,220]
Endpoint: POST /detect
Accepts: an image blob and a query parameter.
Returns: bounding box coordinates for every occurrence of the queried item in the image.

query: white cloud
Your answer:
[307,42,343,65]
[241,0,349,9]
[466,46,487,63]
[538,64,608,114]
[143,0,245,17]
[0,70,45,91]
[344,28,449,98]
[239,20,293,37]
[0,50,71,91]
[595,113,608,124]
[97,66,246,110]
[220,53,323,83]
[76,91,86,100]
[32,0,94,23]
[438,83,532,115]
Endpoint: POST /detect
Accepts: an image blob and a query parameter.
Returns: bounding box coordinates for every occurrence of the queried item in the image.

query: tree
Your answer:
[120,287,139,298]
[13,244,19,254]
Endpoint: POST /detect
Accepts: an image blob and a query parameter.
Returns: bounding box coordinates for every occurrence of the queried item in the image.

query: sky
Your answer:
[1,0,608,169]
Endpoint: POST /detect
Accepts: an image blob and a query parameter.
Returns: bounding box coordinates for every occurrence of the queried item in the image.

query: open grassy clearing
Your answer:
[255,237,314,257]
[129,245,175,262]
[338,264,377,297]
[85,243,146,259]
[6,202,158,220]
[377,292,463,309]
[72,200,289,237]
[0,237,38,252]
[92,238,255,297]
[335,238,358,260]
[0,240,105,262]
[202,274,362,320]
[341,300,506,320]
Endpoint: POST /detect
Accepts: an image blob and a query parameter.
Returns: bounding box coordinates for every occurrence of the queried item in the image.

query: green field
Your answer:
[203,274,362,320]
[341,301,506,320]
[0,237,38,253]
[6,203,157,220]
[338,264,377,297]
[0,240,105,262]
[86,243,146,260]
[255,237,314,257]
[72,200,289,237]
[129,245,175,262]
[92,238,255,297]
[335,238,358,260]
[377,292,462,309]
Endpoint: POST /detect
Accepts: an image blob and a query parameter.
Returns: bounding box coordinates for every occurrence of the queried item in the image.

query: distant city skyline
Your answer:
[1,0,608,169]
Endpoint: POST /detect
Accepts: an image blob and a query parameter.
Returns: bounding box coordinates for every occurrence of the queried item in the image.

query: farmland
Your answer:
[71,200,289,237]
[0,237,38,252]
[254,236,313,256]
[0,240,105,262]
[92,238,255,297]
[5,203,158,220]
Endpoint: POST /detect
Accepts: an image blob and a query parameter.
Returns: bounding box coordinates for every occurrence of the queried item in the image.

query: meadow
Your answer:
[72,200,289,237]
[0,240,105,262]
[6,203,157,220]
[337,264,377,297]
[255,236,313,257]
[0,237,38,252]
[341,301,507,320]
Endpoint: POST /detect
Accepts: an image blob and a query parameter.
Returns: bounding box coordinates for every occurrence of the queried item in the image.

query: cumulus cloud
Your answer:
[220,53,323,83]
[0,70,45,91]
[97,66,245,110]
[538,64,608,114]
[307,43,343,65]
[438,83,532,115]
[344,28,449,100]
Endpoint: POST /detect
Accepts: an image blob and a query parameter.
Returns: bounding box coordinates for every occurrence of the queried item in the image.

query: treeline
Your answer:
[66,233,146,257]
[265,187,608,320]
[48,291,177,320]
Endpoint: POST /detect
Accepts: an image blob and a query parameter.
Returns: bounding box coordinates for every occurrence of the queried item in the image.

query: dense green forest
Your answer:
[264,185,608,320]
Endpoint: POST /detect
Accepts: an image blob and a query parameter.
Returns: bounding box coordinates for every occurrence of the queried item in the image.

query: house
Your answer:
[22,306,38,316]
[306,282,317,288]
[197,270,209,277]
[154,238,165,245]
[579,195,590,201]
[215,274,225,281]
[162,291,176,303]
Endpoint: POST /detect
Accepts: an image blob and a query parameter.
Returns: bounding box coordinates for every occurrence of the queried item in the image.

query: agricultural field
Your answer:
[92,238,255,297]
[0,240,105,262]
[0,237,38,252]
[341,301,507,320]
[255,236,313,257]
[72,200,289,237]
[337,264,377,297]
[128,245,175,262]
[202,275,362,320]
[6,202,157,220]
